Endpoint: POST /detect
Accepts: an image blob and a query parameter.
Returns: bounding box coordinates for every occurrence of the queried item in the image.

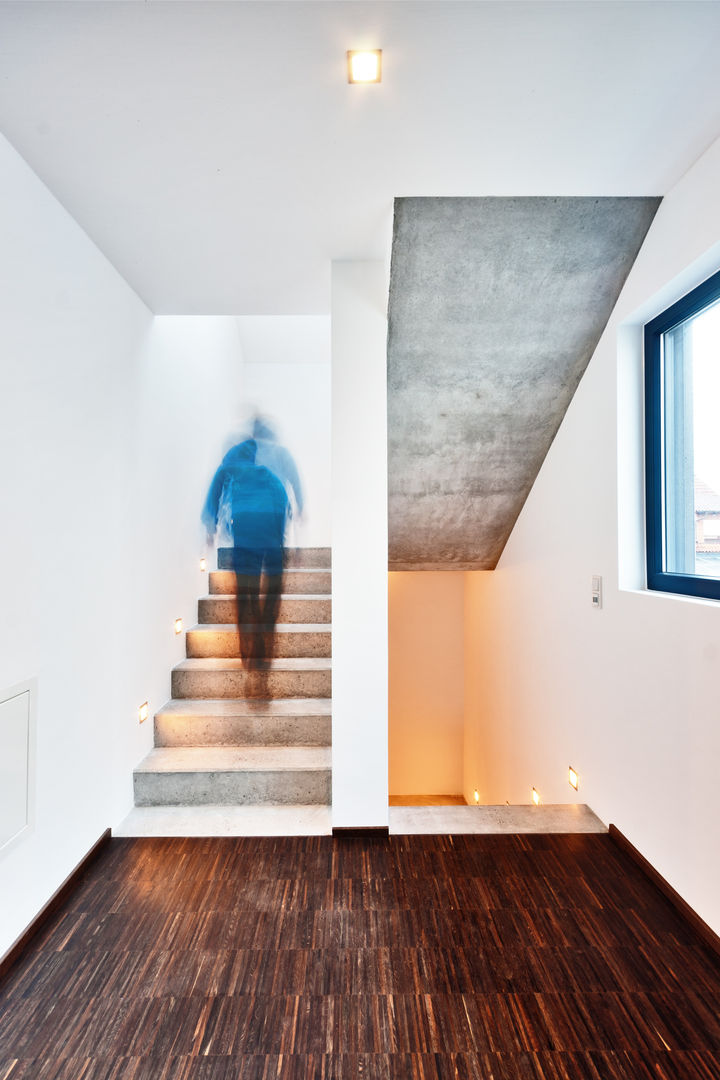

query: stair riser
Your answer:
[218,547,330,570]
[209,570,331,595]
[186,629,330,659]
[154,714,332,747]
[198,596,331,624]
[134,769,331,806]
[172,668,331,699]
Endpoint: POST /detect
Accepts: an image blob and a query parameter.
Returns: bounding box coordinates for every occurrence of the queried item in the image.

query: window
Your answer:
[645,269,720,600]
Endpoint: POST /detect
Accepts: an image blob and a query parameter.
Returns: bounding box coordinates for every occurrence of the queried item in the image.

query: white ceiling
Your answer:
[1,0,720,314]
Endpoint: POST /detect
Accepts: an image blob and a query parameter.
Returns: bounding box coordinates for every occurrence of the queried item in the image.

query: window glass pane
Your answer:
[663,300,720,578]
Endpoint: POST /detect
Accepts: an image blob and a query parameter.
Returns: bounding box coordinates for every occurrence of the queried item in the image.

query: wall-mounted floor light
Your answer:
[532,787,540,806]
[568,766,579,791]
[347,50,382,84]
[473,789,480,804]
[139,701,149,724]
[174,618,183,635]
[200,556,207,572]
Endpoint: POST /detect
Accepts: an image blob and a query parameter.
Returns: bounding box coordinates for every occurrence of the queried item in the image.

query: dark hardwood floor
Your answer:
[2,833,720,1079]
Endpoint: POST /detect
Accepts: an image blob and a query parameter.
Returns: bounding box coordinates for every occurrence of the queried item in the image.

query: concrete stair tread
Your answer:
[189,623,331,633]
[156,698,332,718]
[284,567,331,574]
[207,593,330,601]
[136,746,331,773]
[174,657,331,672]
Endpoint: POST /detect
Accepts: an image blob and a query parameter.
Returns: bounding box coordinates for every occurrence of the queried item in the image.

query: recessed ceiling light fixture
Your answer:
[347,49,382,84]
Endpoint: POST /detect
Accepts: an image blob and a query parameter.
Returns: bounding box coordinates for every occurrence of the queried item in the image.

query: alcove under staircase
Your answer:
[132,548,332,818]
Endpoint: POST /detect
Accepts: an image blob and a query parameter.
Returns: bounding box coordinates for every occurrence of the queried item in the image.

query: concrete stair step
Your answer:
[218,547,330,570]
[154,697,332,747]
[134,746,331,806]
[199,594,330,625]
[186,623,331,659]
[115,804,333,837]
[171,657,331,699]
[209,568,331,595]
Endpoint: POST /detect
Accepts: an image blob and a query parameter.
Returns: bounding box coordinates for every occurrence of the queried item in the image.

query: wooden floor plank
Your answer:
[1,834,720,1078]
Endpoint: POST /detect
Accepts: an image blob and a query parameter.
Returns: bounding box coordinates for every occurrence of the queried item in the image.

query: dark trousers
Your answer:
[232,545,283,666]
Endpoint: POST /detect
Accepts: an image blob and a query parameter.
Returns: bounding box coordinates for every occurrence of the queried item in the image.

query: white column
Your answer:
[331,261,388,828]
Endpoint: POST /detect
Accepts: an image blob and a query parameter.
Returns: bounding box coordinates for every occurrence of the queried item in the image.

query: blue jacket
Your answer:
[202,441,289,550]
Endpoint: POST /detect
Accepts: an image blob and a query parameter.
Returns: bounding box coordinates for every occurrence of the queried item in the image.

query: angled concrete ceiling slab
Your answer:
[387,196,660,570]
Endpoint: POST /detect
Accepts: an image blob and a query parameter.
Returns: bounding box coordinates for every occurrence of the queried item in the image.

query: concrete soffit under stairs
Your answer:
[387,195,662,570]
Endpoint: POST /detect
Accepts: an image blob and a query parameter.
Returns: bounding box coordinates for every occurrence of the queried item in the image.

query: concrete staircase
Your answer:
[133,547,332,811]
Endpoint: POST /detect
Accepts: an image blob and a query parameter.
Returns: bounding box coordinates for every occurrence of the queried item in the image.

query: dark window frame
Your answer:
[645,269,720,601]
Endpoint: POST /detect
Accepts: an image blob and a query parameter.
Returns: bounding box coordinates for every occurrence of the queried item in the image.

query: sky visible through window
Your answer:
[690,301,720,577]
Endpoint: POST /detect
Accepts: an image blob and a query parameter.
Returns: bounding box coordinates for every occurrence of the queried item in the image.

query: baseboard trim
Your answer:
[332,826,390,838]
[608,823,720,960]
[0,828,112,982]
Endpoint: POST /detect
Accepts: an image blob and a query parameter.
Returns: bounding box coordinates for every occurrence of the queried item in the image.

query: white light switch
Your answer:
[591,575,602,609]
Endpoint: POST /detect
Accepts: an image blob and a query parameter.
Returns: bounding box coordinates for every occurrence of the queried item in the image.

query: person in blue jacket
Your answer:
[202,438,289,669]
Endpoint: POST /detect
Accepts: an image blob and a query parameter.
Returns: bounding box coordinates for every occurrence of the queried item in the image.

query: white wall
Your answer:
[0,132,336,959]
[389,572,465,796]
[331,262,389,828]
[235,316,331,548]
[0,131,152,958]
[0,136,255,959]
[464,132,720,935]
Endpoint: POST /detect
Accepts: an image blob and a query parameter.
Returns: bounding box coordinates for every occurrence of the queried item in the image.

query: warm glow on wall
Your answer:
[568,766,579,790]
[532,787,540,806]
[347,50,382,84]
[138,702,149,724]
[474,789,480,803]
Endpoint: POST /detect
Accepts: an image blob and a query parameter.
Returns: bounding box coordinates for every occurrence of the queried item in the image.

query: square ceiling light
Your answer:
[347,50,382,84]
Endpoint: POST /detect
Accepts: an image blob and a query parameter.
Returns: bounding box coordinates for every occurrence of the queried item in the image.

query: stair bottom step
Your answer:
[134,747,331,807]
[115,804,332,837]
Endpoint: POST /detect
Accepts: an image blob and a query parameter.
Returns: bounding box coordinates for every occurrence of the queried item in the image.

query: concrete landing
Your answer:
[115,804,333,837]
[389,803,606,835]
[115,803,607,838]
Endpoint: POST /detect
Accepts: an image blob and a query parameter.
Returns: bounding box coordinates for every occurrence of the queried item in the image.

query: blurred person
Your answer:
[214,413,304,547]
[202,438,289,669]
[251,414,303,526]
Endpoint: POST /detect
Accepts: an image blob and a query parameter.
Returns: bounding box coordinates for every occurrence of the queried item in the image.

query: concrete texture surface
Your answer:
[389,803,606,834]
[133,746,331,806]
[114,804,333,837]
[186,623,332,658]
[171,657,332,699]
[198,595,331,624]
[209,569,332,595]
[387,196,660,569]
[154,697,332,747]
